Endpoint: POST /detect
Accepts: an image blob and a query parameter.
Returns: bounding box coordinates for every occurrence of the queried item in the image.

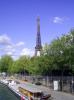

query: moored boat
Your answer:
[19,82,51,100]
[0,79,51,100]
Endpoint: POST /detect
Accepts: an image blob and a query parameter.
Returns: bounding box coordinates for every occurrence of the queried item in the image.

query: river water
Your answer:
[0,83,20,100]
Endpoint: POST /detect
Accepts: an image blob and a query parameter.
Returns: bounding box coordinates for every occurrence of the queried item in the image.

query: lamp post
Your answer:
[60,50,63,91]
[70,34,73,93]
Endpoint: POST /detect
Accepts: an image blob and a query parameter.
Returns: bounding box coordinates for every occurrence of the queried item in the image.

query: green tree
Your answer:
[10,56,30,74]
[42,30,74,75]
[0,55,13,73]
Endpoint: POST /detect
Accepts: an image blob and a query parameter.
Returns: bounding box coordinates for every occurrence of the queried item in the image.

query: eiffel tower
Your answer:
[35,17,42,56]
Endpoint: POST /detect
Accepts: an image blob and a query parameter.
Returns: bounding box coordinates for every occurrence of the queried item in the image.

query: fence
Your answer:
[13,74,74,93]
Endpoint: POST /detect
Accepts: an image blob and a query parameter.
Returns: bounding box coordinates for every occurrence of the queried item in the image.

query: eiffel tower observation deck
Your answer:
[35,17,42,56]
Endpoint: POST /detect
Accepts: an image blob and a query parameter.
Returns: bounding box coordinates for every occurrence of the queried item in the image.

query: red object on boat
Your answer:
[21,96,24,100]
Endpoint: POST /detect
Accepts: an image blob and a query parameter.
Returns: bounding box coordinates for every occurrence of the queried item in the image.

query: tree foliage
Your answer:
[0,29,74,75]
[0,55,13,73]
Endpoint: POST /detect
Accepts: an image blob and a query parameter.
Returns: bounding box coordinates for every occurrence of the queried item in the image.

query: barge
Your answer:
[0,79,51,100]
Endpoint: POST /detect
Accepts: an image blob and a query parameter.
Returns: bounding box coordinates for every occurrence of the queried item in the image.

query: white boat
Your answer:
[1,79,51,100]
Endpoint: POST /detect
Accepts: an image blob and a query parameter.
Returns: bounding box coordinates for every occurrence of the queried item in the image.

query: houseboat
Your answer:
[19,83,51,100]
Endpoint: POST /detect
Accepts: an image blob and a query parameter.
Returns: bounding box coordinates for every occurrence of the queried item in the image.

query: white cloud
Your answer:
[5,45,15,50]
[53,17,64,24]
[20,48,34,56]
[11,55,19,60]
[6,51,14,55]
[0,34,25,56]
[16,41,25,47]
[0,34,11,45]
[0,34,34,59]
[0,42,25,58]
[2,45,15,56]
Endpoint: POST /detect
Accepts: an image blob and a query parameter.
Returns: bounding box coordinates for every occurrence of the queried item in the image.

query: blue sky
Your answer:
[0,0,74,58]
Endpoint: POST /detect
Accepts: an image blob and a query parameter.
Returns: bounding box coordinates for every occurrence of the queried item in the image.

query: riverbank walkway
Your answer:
[13,78,74,100]
[1,76,74,100]
[32,85,74,100]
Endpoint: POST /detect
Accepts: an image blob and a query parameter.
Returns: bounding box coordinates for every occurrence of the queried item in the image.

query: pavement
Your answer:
[36,85,74,100]
[51,91,74,100]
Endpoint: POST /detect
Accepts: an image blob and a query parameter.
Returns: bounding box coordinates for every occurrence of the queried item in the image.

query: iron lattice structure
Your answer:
[35,17,42,56]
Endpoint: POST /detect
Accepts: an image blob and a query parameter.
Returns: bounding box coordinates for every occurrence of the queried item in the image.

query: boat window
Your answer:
[34,93,42,97]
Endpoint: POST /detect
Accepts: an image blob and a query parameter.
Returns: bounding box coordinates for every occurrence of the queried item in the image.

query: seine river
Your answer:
[0,83,20,100]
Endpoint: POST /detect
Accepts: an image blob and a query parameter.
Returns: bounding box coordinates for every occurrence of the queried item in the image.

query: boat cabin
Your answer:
[19,83,42,100]
[18,83,51,100]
